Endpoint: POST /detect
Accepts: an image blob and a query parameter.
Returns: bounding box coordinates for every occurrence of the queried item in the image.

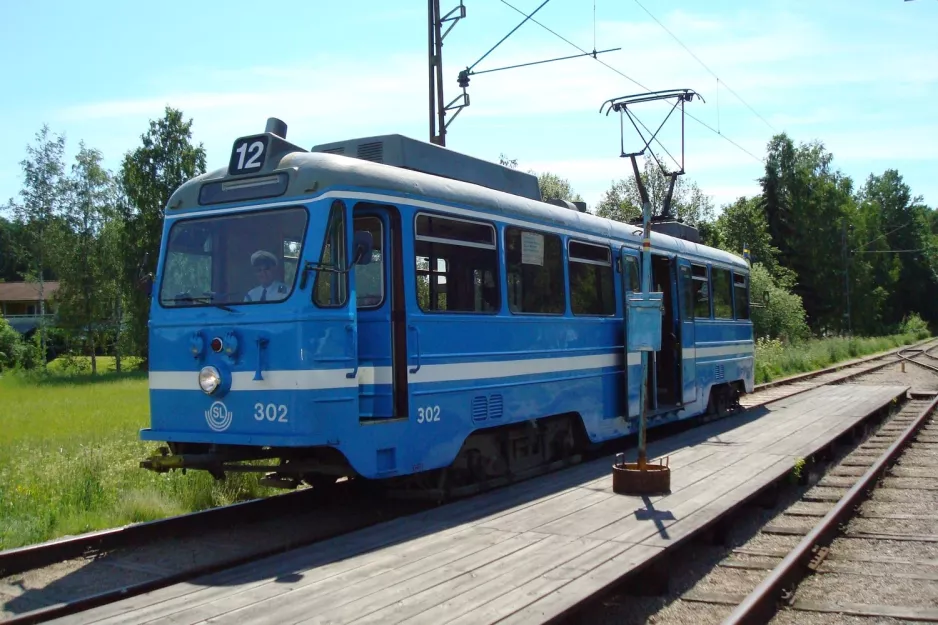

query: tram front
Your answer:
[140,119,374,488]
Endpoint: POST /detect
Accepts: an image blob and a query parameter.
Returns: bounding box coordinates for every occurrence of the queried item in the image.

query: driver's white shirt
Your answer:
[244,281,288,302]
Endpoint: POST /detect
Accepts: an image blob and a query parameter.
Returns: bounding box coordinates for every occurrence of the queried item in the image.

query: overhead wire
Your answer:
[631,0,777,134]
[497,0,765,165]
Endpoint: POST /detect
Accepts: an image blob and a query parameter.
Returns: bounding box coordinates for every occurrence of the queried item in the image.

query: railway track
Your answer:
[592,350,938,625]
[725,391,938,624]
[2,338,934,625]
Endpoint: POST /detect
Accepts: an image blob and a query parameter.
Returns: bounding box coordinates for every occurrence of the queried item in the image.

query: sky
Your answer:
[1,0,936,217]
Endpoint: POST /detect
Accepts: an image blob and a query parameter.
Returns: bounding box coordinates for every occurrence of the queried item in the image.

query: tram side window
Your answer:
[354,216,384,308]
[414,213,499,313]
[568,241,615,316]
[712,267,733,319]
[506,227,565,314]
[313,201,348,308]
[734,272,750,320]
[679,265,694,320]
[623,255,640,292]
[692,264,710,318]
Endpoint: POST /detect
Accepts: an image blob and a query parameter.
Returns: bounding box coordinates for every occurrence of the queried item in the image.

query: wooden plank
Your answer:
[478,488,612,533]
[373,541,634,625]
[681,590,746,605]
[535,449,757,539]
[86,526,516,625]
[792,600,938,621]
[191,530,545,625]
[846,531,938,543]
[329,535,623,625]
[462,544,663,625]
[763,524,812,536]
[587,452,783,544]
[719,560,779,571]
[818,562,938,581]
[640,456,795,550]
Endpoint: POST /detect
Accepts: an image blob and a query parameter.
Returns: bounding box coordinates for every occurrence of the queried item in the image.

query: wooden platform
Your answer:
[53,384,907,625]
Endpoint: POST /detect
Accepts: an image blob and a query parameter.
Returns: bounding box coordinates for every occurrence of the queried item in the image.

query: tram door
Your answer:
[677,259,697,405]
[353,204,407,420]
[620,249,641,418]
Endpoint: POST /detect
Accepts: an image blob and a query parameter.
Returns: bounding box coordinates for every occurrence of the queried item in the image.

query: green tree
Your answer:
[855,170,938,329]
[55,144,117,374]
[0,216,29,282]
[712,196,788,281]
[761,134,855,334]
[595,154,714,227]
[537,172,583,204]
[119,107,206,365]
[5,124,68,365]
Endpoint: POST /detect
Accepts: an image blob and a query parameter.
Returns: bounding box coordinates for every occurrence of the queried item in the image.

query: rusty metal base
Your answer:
[612,462,672,495]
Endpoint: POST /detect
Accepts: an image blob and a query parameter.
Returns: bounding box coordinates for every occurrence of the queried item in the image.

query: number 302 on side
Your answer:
[417,406,441,424]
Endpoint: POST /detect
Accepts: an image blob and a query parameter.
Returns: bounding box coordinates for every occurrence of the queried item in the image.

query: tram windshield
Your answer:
[159,207,308,308]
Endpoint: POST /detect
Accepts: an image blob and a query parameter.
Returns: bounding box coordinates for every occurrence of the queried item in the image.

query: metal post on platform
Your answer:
[634,155,652,471]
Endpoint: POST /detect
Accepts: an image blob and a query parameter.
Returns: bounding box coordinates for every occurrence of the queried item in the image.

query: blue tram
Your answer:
[141,118,754,492]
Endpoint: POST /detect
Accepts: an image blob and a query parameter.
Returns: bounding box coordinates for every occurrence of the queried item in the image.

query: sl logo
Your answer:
[205,401,233,432]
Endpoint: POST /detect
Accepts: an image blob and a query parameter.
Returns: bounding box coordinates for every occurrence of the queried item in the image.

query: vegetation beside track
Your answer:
[0,360,276,551]
[754,314,930,384]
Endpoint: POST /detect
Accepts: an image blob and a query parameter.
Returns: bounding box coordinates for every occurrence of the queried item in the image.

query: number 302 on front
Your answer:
[228,135,269,175]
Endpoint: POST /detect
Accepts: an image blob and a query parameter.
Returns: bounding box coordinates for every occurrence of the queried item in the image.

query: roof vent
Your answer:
[311,134,542,201]
[547,198,587,213]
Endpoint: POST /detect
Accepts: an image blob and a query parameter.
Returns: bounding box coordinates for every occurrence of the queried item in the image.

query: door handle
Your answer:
[408,324,421,374]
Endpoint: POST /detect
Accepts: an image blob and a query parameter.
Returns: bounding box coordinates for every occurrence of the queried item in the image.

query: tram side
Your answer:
[347,189,755,487]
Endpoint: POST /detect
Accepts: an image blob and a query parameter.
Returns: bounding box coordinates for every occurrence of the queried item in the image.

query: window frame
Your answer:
[733,271,750,321]
[312,200,349,309]
[691,263,711,319]
[505,225,567,316]
[157,205,310,310]
[711,264,734,320]
[353,214,386,310]
[567,239,615,317]
[412,211,500,315]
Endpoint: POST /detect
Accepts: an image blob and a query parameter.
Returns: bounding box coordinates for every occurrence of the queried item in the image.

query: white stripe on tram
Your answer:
[149,347,752,391]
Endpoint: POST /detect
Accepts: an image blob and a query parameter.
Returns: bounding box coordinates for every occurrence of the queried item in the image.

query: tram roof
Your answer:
[167,146,748,271]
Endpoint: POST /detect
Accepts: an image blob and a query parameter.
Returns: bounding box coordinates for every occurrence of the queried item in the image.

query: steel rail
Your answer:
[0,482,340,578]
[722,393,938,625]
[897,344,938,373]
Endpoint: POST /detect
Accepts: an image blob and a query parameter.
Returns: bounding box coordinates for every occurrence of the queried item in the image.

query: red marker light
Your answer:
[211,337,223,353]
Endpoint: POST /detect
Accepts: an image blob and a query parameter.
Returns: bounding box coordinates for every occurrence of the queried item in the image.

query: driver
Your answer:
[244,250,288,302]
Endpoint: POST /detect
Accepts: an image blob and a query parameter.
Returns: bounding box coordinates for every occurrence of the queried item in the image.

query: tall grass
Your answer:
[0,363,276,550]
[754,327,930,384]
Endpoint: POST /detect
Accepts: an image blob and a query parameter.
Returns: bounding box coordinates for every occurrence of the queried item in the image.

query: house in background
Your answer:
[0,281,59,335]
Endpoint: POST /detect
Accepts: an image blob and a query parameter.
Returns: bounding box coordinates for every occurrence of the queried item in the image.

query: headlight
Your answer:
[199,366,221,394]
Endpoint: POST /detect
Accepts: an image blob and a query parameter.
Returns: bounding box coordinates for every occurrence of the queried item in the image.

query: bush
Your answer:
[749,263,810,342]
[899,312,930,340]
[0,317,24,371]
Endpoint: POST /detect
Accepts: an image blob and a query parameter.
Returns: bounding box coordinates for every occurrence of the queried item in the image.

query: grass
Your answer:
[754,331,930,384]
[0,330,931,550]
[0,360,277,551]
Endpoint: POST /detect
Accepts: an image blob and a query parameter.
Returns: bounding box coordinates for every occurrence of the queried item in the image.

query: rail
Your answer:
[722,392,938,625]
